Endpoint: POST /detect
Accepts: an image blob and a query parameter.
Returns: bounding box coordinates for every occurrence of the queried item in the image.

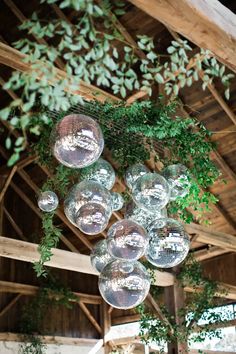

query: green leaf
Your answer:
[5,137,12,149]
[7,152,20,166]
[225,88,230,100]
[15,137,25,147]
[155,73,164,84]
[167,46,176,54]
[0,107,11,120]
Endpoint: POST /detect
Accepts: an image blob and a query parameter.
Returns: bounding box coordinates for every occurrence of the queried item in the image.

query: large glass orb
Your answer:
[162,164,190,200]
[75,202,110,235]
[81,158,115,190]
[90,240,113,273]
[64,180,112,232]
[146,218,190,268]
[125,164,149,190]
[132,172,170,211]
[125,200,167,228]
[51,114,104,168]
[37,191,59,212]
[98,259,150,309]
[111,192,124,211]
[107,219,149,261]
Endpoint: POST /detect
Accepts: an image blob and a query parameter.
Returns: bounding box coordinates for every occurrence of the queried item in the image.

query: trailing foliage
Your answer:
[0,0,234,164]
[19,276,78,354]
[137,256,231,351]
[31,98,220,276]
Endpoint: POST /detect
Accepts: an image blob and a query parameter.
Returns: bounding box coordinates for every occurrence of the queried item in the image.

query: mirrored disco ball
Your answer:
[38,191,59,212]
[107,219,149,261]
[125,163,149,190]
[81,158,115,190]
[51,114,104,168]
[111,192,124,211]
[125,200,166,228]
[75,202,110,235]
[162,164,190,200]
[146,218,190,268]
[98,259,150,309]
[90,239,113,273]
[64,180,112,231]
[132,172,170,211]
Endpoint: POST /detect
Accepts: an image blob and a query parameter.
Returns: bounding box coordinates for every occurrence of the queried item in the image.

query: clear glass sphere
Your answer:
[81,158,115,190]
[111,192,124,211]
[90,240,113,273]
[125,200,167,228]
[51,114,104,168]
[146,218,190,268]
[98,259,150,309]
[75,202,110,235]
[132,172,170,211]
[64,181,112,232]
[38,191,59,212]
[107,219,149,261]
[162,164,190,201]
[125,164,149,190]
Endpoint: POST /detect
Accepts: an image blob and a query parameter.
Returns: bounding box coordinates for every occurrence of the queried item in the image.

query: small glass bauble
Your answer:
[162,164,190,201]
[146,218,190,268]
[51,114,104,168]
[107,219,149,261]
[37,191,59,212]
[75,202,110,235]
[132,172,170,211]
[90,240,113,273]
[125,164,149,190]
[111,192,124,211]
[98,259,150,309]
[125,201,167,228]
[64,181,112,231]
[81,158,115,190]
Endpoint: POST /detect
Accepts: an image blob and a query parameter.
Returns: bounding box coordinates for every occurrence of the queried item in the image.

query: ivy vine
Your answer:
[0,0,234,165]
[137,256,232,352]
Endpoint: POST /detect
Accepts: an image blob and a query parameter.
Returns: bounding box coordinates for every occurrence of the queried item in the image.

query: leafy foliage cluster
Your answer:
[137,256,232,351]
[0,0,234,165]
[19,276,78,354]
[31,98,220,276]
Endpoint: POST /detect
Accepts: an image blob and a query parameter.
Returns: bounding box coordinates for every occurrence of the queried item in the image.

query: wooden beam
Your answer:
[0,280,101,304]
[146,293,173,331]
[101,300,112,353]
[129,0,236,72]
[185,282,236,301]
[112,314,140,325]
[78,301,102,334]
[0,165,17,203]
[0,41,117,102]
[0,332,100,346]
[0,236,175,287]
[194,246,229,262]
[0,294,21,317]
[185,223,236,252]
[3,207,27,241]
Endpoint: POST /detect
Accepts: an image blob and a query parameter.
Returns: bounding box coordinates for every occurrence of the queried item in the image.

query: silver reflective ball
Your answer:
[162,164,190,201]
[90,239,113,273]
[81,158,115,190]
[125,163,149,190]
[38,191,59,212]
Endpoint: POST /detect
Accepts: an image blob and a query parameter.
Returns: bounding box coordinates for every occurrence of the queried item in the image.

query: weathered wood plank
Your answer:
[129,0,236,72]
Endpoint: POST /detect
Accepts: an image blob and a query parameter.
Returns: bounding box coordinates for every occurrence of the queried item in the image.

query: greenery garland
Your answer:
[19,276,78,354]
[136,256,231,352]
[0,0,234,165]
[30,98,220,276]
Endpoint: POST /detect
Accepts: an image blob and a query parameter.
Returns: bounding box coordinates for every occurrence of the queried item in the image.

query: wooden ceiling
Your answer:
[0,0,236,344]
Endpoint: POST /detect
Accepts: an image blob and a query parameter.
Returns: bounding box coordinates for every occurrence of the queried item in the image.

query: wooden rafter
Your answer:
[0,294,22,318]
[78,301,102,334]
[0,165,17,203]
[3,207,27,241]
[129,0,236,72]
[194,246,229,262]
[0,236,175,287]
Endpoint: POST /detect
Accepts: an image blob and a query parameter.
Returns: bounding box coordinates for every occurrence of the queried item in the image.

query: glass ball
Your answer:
[132,172,170,211]
[107,219,149,261]
[146,218,190,268]
[125,164,149,190]
[111,192,124,211]
[162,164,190,201]
[37,191,59,212]
[64,181,112,231]
[98,259,150,309]
[125,200,167,228]
[75,202,110,235]
[51,114,104,168]
[81,158,115,190]
[90,240,113,273]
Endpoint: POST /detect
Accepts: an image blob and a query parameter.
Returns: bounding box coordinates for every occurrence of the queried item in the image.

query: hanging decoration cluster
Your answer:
[37,113,191,310]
